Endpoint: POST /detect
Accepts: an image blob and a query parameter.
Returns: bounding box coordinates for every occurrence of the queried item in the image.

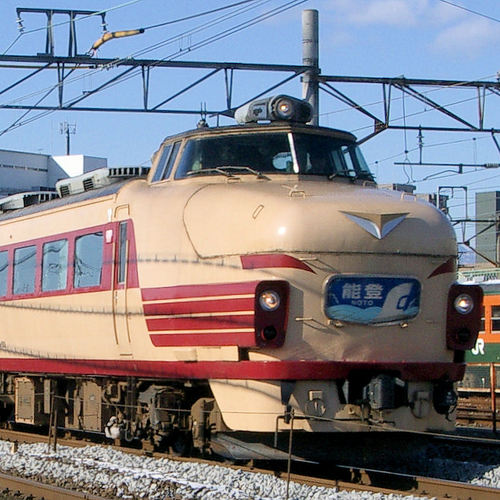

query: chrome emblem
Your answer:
[342,211,408,239]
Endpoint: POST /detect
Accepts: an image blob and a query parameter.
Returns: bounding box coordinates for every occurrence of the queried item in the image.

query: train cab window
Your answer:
[491,305,500,333]
[0,250,7,297]
[152,141,181,182]
[74,232,104,288]
[174,134,291,178]
[294,134,374,180]
[13,245,36,295]
[173,132,375,181]
[42,239,68,292]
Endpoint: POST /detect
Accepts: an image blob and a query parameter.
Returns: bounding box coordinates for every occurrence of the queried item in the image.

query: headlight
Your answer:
[274,97,293,119]
[454,293,474,314]
[259,290,281,311]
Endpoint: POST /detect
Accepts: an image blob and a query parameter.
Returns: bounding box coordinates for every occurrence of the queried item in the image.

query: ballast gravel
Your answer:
[0,439,498,499]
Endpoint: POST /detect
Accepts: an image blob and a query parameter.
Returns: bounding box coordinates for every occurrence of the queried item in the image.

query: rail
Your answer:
[458,362,499,433]
[0,470,106,500]
[0,427,498,500]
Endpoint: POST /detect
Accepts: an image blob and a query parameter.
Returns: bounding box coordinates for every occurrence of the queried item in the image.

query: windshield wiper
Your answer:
[186,167,235,178]
[188,165,270,180]
[328,169,358,182]
[220,166,270,180]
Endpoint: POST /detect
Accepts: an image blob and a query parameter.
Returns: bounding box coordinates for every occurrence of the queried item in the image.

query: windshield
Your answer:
[173,132,374,181]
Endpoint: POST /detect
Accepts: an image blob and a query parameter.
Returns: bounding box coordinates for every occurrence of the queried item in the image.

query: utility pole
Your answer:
[59,121,76,155]
[302,9,319,125]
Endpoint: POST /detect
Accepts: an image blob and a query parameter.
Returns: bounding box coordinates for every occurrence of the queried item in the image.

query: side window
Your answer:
[13,245,36,295]
[163,141,181,179]
[151,141,181,182]
[42,239,68,291]
[480,305,485,333]
[341,146,355,173]
[117,222,127,284]
[74,232,103,288]
[151,144,172,182]
[0,250,8,297]
[492,305,500,333]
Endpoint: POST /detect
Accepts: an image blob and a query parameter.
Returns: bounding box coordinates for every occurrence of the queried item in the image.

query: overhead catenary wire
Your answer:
[0,0,306,135]
[438,0,500,24]
[140,0,262,31]
[1,0,147,56]
[89,0,264,52]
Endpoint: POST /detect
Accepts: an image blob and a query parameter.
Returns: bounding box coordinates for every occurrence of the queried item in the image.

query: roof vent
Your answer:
[0,191,59,212]
[56,166,150,197]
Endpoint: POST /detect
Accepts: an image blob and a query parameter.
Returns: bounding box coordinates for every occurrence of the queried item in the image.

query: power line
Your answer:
[0,0,278,106]
[1,0,147,56]
[141,0,262,31]
[0,0,307,135]
[438,0,500,24]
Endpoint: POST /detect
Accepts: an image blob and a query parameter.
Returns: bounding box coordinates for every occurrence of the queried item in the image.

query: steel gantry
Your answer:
[1,7,500,137]
[1,53,500,137]
[0,53,311,117]
[319,75,500,143]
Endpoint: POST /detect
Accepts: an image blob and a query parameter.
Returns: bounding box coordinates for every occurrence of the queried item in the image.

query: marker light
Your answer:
[259,290,281,311]
[454,293,474,315]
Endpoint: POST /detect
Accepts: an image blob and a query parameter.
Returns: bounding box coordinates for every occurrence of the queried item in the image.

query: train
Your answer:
[465,280,500,363]
[0,95,483,461]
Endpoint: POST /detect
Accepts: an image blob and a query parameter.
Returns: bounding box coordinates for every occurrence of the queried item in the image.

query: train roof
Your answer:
[0,179,130,223]
[154,121,357,151]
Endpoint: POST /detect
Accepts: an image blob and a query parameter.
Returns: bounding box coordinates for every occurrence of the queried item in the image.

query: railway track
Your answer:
[0,427,498,499]
[0,471,107,500]
[457,406,499,426]
[284,465,500,500]
[458,392,499,429]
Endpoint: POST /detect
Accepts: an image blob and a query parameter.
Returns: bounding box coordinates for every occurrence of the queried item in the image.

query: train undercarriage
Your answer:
[0,371,453,465]
[0,373,227,456]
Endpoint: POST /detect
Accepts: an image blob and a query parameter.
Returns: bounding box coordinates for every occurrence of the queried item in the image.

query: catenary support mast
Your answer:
[302,9,319,126]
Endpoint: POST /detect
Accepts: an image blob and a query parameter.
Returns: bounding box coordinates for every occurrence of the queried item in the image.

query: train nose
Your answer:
[183,182,456,258]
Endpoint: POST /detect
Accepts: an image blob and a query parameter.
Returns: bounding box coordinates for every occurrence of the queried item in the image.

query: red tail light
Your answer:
[254,281,289,347]
[446,283,483,350]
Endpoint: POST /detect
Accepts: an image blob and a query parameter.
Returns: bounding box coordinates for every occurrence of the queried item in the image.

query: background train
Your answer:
[465,280,500,363]
[0,95,482,460]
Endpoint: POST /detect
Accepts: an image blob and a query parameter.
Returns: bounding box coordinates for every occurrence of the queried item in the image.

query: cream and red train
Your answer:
[0,96,482,459]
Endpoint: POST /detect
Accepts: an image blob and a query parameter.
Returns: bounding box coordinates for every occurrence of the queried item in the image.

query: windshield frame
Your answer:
[162,128,375,182]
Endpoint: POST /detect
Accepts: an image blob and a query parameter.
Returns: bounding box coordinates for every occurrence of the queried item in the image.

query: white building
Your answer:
[0,149,107,198]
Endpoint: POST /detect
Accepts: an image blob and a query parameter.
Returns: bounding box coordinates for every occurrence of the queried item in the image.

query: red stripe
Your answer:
[146,314,254,331]
[428,257,456,279]
[143,297,254,316]
[241,254,315,273]
[0,358,466,381]
[142,281,259,301]
[150,332,256,347]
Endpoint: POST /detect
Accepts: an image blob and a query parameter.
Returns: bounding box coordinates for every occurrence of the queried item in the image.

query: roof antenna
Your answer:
[197,102,208,128]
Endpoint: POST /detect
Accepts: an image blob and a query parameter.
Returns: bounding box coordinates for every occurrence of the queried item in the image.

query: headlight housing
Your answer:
[254,281,289,347]
[234,95,312,124]
[446,283,483,351]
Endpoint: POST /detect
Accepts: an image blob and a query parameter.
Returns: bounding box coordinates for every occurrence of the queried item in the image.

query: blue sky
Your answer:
[0,0,499,236]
